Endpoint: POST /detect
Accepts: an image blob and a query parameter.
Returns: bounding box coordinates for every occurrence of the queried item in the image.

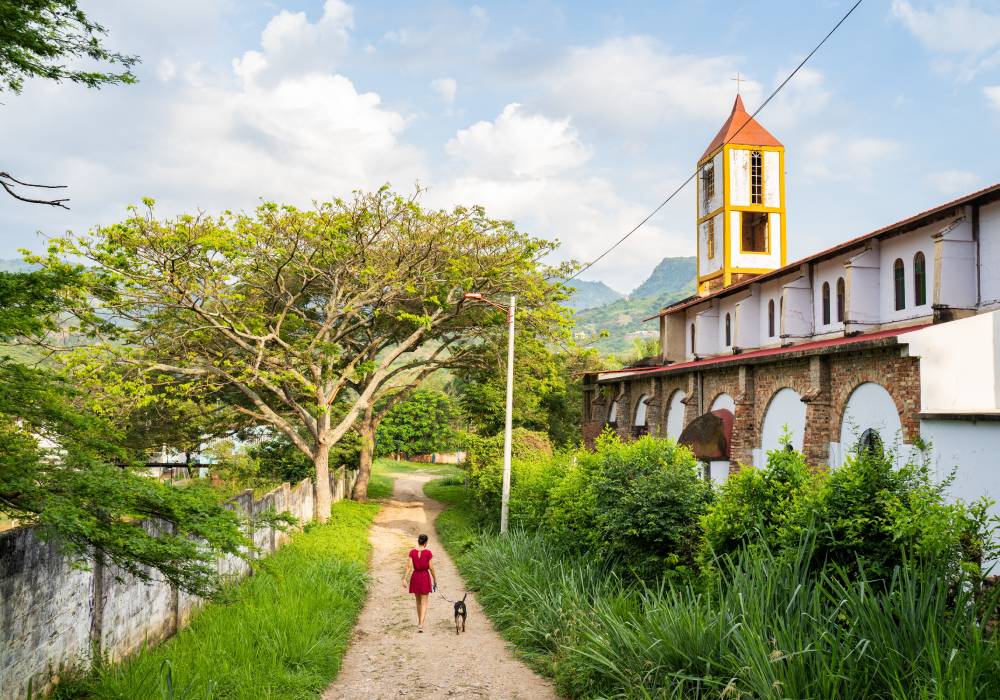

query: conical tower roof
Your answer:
[700,95,782,161]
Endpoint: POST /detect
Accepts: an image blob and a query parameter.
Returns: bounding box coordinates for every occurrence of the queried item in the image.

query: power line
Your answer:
[565,0,865,284]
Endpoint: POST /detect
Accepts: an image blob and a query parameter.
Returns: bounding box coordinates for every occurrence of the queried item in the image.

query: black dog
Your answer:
[453,593,468,635]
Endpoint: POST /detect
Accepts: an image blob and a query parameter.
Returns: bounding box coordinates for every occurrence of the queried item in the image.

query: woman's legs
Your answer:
[416,594,428,627]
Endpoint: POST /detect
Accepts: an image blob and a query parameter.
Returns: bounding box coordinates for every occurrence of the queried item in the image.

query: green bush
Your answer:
[588,432,712,577]
[544,458,599,550]
[247,435,315,484]
[375,389,456,457]
[463,428,553,518]
[699,440,817,567]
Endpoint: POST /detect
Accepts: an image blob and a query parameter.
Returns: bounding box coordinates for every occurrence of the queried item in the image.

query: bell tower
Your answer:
[696,95,786,295]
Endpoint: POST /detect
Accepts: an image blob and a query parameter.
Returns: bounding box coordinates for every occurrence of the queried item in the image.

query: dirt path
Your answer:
[322,473,559,700]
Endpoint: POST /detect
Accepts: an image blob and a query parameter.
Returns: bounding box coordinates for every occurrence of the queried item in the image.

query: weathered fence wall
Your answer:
[0,467,357,700]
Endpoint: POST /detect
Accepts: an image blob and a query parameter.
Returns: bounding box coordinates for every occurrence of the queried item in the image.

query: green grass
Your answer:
[366,458,463,501]
[60,500,378,700]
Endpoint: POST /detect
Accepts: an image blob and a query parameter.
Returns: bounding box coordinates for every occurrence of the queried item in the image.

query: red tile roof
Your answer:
[700,95,782,162]
[647,181,1000,321]
[597,324,931,383]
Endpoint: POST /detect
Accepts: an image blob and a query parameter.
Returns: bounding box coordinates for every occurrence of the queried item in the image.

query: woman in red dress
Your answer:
[403,533,437,632]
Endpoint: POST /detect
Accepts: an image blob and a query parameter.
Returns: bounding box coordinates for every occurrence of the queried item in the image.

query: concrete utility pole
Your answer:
[463,292,516,535]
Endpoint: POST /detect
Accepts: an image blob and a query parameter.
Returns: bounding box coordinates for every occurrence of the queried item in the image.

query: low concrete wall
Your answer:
[0,467,357,700]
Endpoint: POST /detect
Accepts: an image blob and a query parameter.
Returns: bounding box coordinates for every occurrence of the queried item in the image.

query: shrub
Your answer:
[588,432,712,576]
[544,458,599,550]
[699,439,817,567]
[247,435,314,484]
[464,428,552,518]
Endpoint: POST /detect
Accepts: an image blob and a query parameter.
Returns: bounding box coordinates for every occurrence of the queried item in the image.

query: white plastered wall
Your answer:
[782,274,813,339]
[880,228,935,323]
[717,296,739,351]
[934,215,976,310]
[758,279,786,346]
[845,243,881,329]
[901,310,1000,413]
[978,201,1000,306]
[730,148,749,207]
[698,151,723,217]
[665,390,686,440]
[756,387,806,466]
[710,393,736,413]
[699,213,724,277]
[813,255,850,334]
[735,290,760,349]
[763,150,780,208]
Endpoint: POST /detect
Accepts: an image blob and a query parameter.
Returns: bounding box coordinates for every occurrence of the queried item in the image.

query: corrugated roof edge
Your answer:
[643,182,1000,322]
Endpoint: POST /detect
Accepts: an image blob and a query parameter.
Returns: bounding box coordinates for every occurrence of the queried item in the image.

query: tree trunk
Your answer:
[352,412,375,502]
[313,441,332,523]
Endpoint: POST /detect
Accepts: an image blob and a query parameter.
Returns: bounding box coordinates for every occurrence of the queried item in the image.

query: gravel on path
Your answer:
[322,473,559,700]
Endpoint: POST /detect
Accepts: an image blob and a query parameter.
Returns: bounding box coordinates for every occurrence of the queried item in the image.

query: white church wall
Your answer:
[934,215,977,310]
[699,213,723,277]
[735,290,760,348]
[708,461,730,484]
[782,275,813,339]
[764,150,780,208]
[730,211,782,270]
[698,152,724,217]
[813,255,851,334]
[695,307,720,357]
[717,296,739,351]
[665,390,686,440]
[760,388,806,461]
[831,382,903,468]
[978,200,1000,307]
[902,311,1000,413]
[921,419,1000,534]
[880,230,934,323]
[710,393,736,413]
[758,279,785,346]
[845,244,881,329]
[730,148,749,207]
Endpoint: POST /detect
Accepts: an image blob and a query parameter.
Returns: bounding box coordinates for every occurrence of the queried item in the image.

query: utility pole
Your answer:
[462,292,516,535]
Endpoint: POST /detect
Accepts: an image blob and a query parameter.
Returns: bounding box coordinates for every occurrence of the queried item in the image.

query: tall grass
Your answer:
[453,526,1000,699]
[58,500,378,700]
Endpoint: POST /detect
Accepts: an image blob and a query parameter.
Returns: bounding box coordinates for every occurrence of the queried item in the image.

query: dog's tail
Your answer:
[461,592,468,602]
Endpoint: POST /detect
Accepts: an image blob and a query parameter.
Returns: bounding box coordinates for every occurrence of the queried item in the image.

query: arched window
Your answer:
[914,251,927,306]
[607,400,618,426]
[634,395,650,428]
[893,258,905,311]
[767,299,775,337]
[725,313,732,346]
[836,277,845,322]
[821,281,831,325]
[690,323,696,356]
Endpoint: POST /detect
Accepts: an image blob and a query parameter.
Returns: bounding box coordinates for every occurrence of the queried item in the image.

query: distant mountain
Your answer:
[564,279,624,311]
[631,256,697,299]
[572,256,696,355]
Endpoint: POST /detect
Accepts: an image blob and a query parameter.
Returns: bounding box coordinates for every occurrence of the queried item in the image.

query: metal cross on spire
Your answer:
[731,73,745,94]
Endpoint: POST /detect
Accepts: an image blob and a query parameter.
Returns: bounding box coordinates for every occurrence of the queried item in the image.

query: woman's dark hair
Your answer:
[417,534,429,546]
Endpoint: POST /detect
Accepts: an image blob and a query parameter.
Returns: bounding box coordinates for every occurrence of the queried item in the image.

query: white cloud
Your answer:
[892,1,1000,79]
[540,36,764,132]
[925,169,979,194]
[233,0,354,86]
[445,103,591,178]
[157,58,178,82]
[801,134,900,181]
[431,77,457,104]
[986,85,1000,111]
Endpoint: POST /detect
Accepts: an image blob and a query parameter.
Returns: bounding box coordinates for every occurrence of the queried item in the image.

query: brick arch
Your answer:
[663,387,688,440]
[758,386,807,453]
[829,350,920,443]
[755,384,806,434]
[749,360,813,437]
[833,380,907,445]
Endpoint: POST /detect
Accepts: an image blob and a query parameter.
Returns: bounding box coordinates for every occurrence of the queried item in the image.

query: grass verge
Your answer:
[59,500,378,700]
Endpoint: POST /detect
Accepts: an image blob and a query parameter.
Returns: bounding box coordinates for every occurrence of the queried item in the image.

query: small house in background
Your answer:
[583,96,1000,515]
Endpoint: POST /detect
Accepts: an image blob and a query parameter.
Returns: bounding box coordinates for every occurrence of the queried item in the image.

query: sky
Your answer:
[2,0,1000,293]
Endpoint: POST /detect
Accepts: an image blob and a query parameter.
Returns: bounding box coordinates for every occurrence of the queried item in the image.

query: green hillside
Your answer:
[564,279,624,311]
[572,256,696,355]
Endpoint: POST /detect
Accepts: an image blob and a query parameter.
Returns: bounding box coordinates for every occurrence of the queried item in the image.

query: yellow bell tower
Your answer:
[696,95,786,295]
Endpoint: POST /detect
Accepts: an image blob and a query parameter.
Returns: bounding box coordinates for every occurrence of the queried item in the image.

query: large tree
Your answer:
[0,0,138,207]
[48,189,567,520]
[0,266,258,596]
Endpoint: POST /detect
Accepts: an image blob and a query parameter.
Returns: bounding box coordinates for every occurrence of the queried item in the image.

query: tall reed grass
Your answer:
[458,528,1000,699]
[56,500,377,700]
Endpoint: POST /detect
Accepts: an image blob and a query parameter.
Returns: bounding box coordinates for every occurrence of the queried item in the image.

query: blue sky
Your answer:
[2,0,999,292]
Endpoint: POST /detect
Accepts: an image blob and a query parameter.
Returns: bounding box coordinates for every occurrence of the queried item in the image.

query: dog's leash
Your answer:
[438,591,467,605]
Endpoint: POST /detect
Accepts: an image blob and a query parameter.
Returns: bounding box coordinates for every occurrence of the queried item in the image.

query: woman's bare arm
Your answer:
[428,559,437,588]
[403,557,413,588]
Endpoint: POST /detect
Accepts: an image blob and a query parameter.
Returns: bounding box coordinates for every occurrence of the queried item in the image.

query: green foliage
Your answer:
[375,389,456,457]
[699,439,817,566]
[588,432,712,576]
[61,500,377,699]
[543,458,599,550]
[246,435,314,484]
[0,0,138,93]
[463,428,552,519]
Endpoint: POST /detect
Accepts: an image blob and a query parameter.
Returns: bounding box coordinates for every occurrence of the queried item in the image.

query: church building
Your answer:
[582,95,1000,510]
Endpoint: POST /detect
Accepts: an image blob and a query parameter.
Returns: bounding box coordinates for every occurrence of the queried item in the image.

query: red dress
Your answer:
[408,548,433,594]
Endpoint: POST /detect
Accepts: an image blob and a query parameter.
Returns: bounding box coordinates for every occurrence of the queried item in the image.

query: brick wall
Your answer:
[0,468,358,700]
[583,344,921,469]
